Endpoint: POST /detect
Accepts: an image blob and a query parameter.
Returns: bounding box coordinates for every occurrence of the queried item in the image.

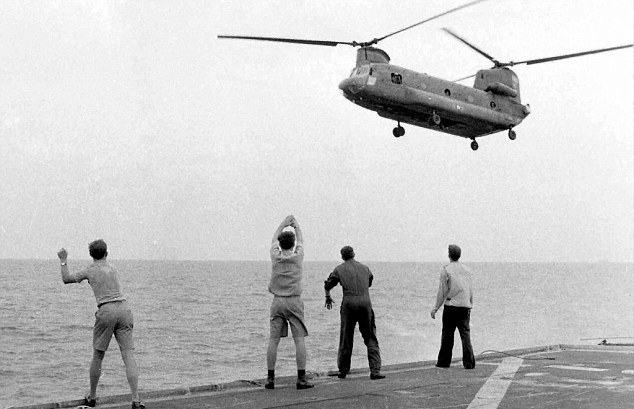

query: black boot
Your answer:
[296,370,314,389]
[265,370,275,389]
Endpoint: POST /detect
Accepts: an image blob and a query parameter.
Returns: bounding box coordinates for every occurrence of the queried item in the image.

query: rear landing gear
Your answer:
[508,128,517,140]
[470,139,479,151]
[393,122,405,138]
[432,111,441,125]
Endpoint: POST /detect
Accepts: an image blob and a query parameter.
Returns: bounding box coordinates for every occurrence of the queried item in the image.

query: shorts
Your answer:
[269,296,308,338]
[93,300,134,351]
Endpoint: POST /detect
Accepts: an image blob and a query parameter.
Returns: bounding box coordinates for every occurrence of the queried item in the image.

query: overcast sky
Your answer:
[0,0,632,262]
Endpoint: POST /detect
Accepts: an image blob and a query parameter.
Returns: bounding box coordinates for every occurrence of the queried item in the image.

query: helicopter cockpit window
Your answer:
[391,73,402,84]
[351,66,371,77]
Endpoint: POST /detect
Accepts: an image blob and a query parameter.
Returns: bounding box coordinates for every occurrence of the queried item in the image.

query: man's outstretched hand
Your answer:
[325,295,335,310]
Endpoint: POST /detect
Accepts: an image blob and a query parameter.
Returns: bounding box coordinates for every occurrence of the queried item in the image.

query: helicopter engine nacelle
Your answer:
[474,68,521,102]
[356,47,390,67]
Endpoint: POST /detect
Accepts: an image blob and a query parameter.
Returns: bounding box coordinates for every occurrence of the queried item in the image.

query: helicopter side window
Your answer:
[391,73,402,84]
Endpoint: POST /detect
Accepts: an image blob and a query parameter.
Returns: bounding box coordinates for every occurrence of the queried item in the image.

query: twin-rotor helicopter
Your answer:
[219,0,632,150]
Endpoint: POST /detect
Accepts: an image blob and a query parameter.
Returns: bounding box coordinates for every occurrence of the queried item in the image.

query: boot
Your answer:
[370,372,386,380]
[296,376,314,389]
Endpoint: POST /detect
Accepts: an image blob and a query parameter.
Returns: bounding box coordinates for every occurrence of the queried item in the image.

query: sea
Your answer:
[1,260,633,408]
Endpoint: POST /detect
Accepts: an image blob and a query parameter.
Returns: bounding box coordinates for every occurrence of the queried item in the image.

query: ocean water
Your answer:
[1,260,632,408]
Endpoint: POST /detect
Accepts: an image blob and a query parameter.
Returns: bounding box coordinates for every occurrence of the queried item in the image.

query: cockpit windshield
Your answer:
[349,65,372,77]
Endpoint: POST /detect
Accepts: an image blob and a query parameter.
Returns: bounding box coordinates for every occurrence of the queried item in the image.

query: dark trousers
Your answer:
[437,305,475,368]
[338,297,381,374]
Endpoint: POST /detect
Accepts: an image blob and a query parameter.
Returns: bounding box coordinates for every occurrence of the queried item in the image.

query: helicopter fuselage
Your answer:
[219,1,631,149]
[339,60,531,139]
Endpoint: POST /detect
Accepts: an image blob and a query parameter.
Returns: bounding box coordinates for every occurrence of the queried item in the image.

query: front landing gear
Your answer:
[393,122,405,138]
[508,128,517,141]
[470,139,479,151]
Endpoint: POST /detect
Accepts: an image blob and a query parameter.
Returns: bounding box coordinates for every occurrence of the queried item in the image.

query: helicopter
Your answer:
[218,0,633,151]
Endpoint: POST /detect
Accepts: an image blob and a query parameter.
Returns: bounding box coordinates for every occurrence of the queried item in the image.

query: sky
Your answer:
[0,0,632,262]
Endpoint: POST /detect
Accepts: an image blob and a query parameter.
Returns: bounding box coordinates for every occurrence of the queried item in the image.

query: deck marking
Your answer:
[546,365,608,372]
[466,357,522,409]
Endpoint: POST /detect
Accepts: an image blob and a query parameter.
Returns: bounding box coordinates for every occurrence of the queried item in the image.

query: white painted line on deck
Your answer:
[546,365,608,372]
[466,357,523,409]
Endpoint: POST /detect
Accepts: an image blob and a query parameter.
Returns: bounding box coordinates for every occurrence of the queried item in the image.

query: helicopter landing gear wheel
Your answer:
[470,140,479,151]
[508,128,517,141]
[432,111,441,125]
[393,123,405,138]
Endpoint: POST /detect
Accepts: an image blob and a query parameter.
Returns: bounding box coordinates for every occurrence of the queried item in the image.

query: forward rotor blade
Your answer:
[217,35,353,47]
[376,0,486,43]
[442,27,497,64]
[513,44,633,66]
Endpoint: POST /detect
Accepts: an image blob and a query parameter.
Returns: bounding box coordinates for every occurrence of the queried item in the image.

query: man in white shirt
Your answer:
[430,244,475,369]
[266,215,314,390]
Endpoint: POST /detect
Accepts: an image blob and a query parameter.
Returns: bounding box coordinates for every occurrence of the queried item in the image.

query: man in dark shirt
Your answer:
[324,246,384,380]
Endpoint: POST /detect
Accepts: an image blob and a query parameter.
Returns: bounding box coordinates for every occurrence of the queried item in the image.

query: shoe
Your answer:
[131,402,145,409]
[370,373,385,380]
[296,378,314,389]
[264,378,275,389]
[464,365,475,369]
[435,363,450,368]
[83,395,96,407]
[337,372,346,379]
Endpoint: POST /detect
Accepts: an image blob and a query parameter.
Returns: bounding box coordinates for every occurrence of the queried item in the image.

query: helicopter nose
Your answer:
[338,75,366,94]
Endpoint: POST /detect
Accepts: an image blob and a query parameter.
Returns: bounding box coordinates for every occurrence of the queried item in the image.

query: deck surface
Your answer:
[11,344,634,409]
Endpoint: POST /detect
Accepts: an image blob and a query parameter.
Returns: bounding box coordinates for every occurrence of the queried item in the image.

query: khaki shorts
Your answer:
[93,301,134,351]
[270,296,308,338]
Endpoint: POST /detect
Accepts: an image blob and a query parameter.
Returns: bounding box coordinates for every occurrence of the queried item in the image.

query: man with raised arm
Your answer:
[57,240,145,409]
[265,215,314,390]
[430,244,475,369]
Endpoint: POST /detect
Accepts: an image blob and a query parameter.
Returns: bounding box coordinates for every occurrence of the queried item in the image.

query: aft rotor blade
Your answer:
[442,27,497,64]
[375,0,487,43]
[454,73,476,82]
[217,35,354,47]
[513,44,633,66]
